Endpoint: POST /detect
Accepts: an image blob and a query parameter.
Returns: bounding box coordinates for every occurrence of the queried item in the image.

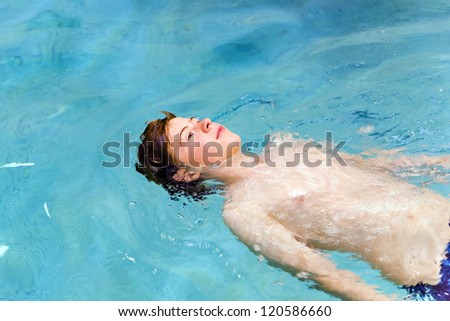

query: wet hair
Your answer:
[136,111,223,201]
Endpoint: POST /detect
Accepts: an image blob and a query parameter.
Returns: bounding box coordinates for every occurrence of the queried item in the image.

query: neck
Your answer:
[200,151,261,185]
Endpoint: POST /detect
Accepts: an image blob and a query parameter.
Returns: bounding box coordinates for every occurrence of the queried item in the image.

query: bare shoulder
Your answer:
[222,179,273,231]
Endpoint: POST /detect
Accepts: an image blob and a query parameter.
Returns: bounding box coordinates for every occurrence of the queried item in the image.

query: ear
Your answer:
[172,168,201,183]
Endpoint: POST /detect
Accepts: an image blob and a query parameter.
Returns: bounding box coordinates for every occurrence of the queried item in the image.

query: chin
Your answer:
[226,131,241,143]
[225,136,241,148]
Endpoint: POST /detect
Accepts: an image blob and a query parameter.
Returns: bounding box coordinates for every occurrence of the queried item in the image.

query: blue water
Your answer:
[0,0,449,300]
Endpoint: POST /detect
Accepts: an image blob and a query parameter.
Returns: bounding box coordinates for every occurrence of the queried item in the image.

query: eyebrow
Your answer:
[179,117,195,140]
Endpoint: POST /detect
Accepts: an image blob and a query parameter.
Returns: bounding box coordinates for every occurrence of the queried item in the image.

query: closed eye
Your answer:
[186,117,199,141]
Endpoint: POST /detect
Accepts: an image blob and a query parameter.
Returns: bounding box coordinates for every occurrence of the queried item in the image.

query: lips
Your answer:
[216,125,224,139]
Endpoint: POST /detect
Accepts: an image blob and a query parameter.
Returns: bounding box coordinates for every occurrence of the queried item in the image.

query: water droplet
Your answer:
[296,271,311,279]
[128,201,137,208]
[260,116,265,120]
[176,212,184,219]
[351,61,366,68]
[357,125,375,134]
[194,218,204,226]
[0,245,9,258]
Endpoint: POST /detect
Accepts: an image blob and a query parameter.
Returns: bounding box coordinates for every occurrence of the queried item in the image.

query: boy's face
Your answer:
[167,117,241,167]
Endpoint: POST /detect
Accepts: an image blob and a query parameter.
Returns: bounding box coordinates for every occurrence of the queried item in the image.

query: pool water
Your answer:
[0,0,449,300]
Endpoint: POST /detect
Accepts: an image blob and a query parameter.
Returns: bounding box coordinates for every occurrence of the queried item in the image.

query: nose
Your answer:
[199,118,212,133]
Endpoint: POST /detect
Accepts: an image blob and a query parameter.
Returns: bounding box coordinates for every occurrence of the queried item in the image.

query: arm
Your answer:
[223,205,390,301]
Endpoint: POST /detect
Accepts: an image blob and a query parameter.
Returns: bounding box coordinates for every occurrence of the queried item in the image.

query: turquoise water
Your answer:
[1,0,449,300]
